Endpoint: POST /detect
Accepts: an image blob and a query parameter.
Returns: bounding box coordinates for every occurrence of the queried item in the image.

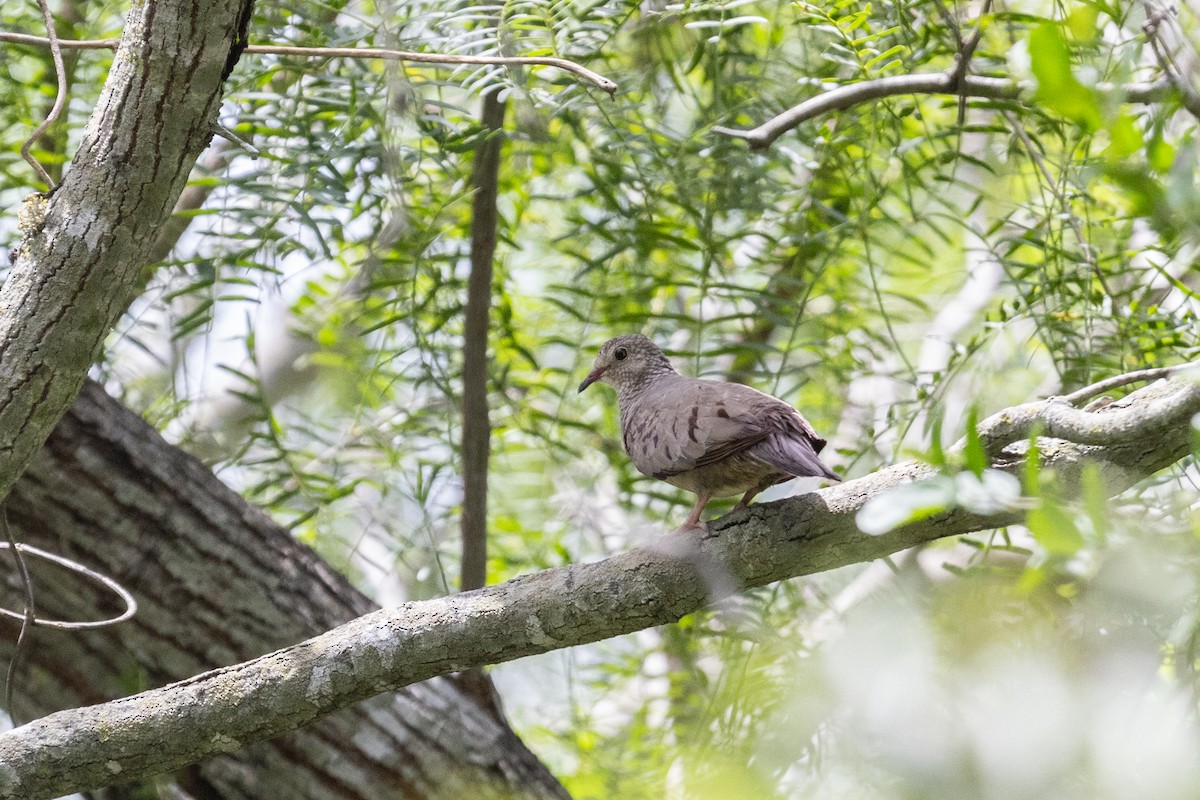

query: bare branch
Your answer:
[18,1,67,187]
[930,0,994,123]
[0,512,33,728]
[461,90,506,593]
[1061,359,1200,405]
[0,31,115,49]
[0,375,1194,800]
[961,373,1200,454]
[712,74,1172,150]
[1142,0,1200,120]
[0,32,618,95]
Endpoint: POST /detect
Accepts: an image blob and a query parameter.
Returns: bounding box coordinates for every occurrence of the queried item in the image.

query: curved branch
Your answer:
[711,73,1173,150]
[964,372,1200,453]
[18,0,67,187]
[0,376,1195,799]
[1061,359,1200,405]
[0,32,618,94]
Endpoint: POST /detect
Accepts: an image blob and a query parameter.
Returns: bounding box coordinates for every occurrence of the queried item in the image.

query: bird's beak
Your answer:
[578,367,605,393]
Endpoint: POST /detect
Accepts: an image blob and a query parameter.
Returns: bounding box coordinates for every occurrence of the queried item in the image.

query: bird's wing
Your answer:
[748,402,839,481]
[624,379,771,479]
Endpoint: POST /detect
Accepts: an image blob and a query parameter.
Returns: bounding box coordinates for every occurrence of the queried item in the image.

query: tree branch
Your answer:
[0,32,618,95]
[1141,0,1200,120]
[964,372,1200,454]
[461,90,506,594]
[711,73,1173,150]
[1,375,1195,799]
[0,0,252,504]
[1060,360,1200,405]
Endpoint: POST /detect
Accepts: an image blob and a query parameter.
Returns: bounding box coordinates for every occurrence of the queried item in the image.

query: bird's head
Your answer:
[578,334,675,394]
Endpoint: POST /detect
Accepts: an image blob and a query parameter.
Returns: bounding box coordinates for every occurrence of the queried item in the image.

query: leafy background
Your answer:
[2,0,1200,796]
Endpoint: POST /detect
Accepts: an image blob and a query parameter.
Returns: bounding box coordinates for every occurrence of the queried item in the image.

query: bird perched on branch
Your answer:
[578,334,839,530]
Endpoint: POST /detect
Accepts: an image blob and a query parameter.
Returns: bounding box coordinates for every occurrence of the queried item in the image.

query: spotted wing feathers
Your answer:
[622,377,837,482]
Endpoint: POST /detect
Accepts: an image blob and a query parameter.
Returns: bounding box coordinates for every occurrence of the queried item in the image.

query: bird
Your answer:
[578,334,839,530]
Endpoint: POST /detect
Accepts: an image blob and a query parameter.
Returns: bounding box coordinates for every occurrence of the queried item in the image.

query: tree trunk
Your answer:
[0,380,569,800]
[0,0,252,504]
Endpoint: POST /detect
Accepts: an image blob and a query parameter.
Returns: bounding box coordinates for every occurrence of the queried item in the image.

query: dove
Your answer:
[578,334,839,529]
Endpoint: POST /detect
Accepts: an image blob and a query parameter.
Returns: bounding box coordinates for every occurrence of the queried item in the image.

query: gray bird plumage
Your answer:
[579,334,839,529]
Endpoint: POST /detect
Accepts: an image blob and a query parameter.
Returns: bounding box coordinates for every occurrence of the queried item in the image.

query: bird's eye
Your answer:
[614,347,628,361]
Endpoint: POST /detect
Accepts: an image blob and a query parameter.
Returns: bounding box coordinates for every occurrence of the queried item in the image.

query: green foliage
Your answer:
[3,0,1200,795]
[1030,23,1103,132]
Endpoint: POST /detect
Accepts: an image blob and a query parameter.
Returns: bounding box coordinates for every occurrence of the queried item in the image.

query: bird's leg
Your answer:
[679,491,712,531]
[735,476,779,512]
[732,488,759,512]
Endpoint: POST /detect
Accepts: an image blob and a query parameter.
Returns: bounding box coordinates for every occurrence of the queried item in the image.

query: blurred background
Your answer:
[2,0,1200,795]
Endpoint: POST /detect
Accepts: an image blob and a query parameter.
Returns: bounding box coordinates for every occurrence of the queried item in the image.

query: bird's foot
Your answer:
[677,494,712,533]
[675,519,709,534]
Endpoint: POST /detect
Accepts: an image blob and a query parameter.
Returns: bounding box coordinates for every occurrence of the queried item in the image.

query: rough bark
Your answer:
[0,381,569,800]
[0,0,252,503]
[0,376,1194,799]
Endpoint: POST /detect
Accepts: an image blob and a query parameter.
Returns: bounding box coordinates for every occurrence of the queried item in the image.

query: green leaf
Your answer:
[1066,4,1098,41]
[1104,164,1168,219]
[1023,426,1044,494]
[1105,112,1143,160]
[963,406,987,477]
[1029,23,1102,131]
[1080,465,1109,547]
[928,408,947,469]
[1148,128,1176,172]
[1027,502,1085,555]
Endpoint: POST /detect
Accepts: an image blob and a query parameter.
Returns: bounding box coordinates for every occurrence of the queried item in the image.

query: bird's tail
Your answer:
[754,434,841,482]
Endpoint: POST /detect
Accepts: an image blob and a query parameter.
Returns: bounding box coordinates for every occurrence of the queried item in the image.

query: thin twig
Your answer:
[1,511,34,728]
[1001,111,1054,186]
[0,31,113,49]
[0,542,136,630]
[212,123,260,156]
[712,74,1172,150]
[958,0,992,67]
[929,0,968,123]
[1060,359,1200,405]
[1142,0,1200,120]
[18,1,68,187]
[0,32,618,95]
[946,0,994,124]
[1000,109,1110,298]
